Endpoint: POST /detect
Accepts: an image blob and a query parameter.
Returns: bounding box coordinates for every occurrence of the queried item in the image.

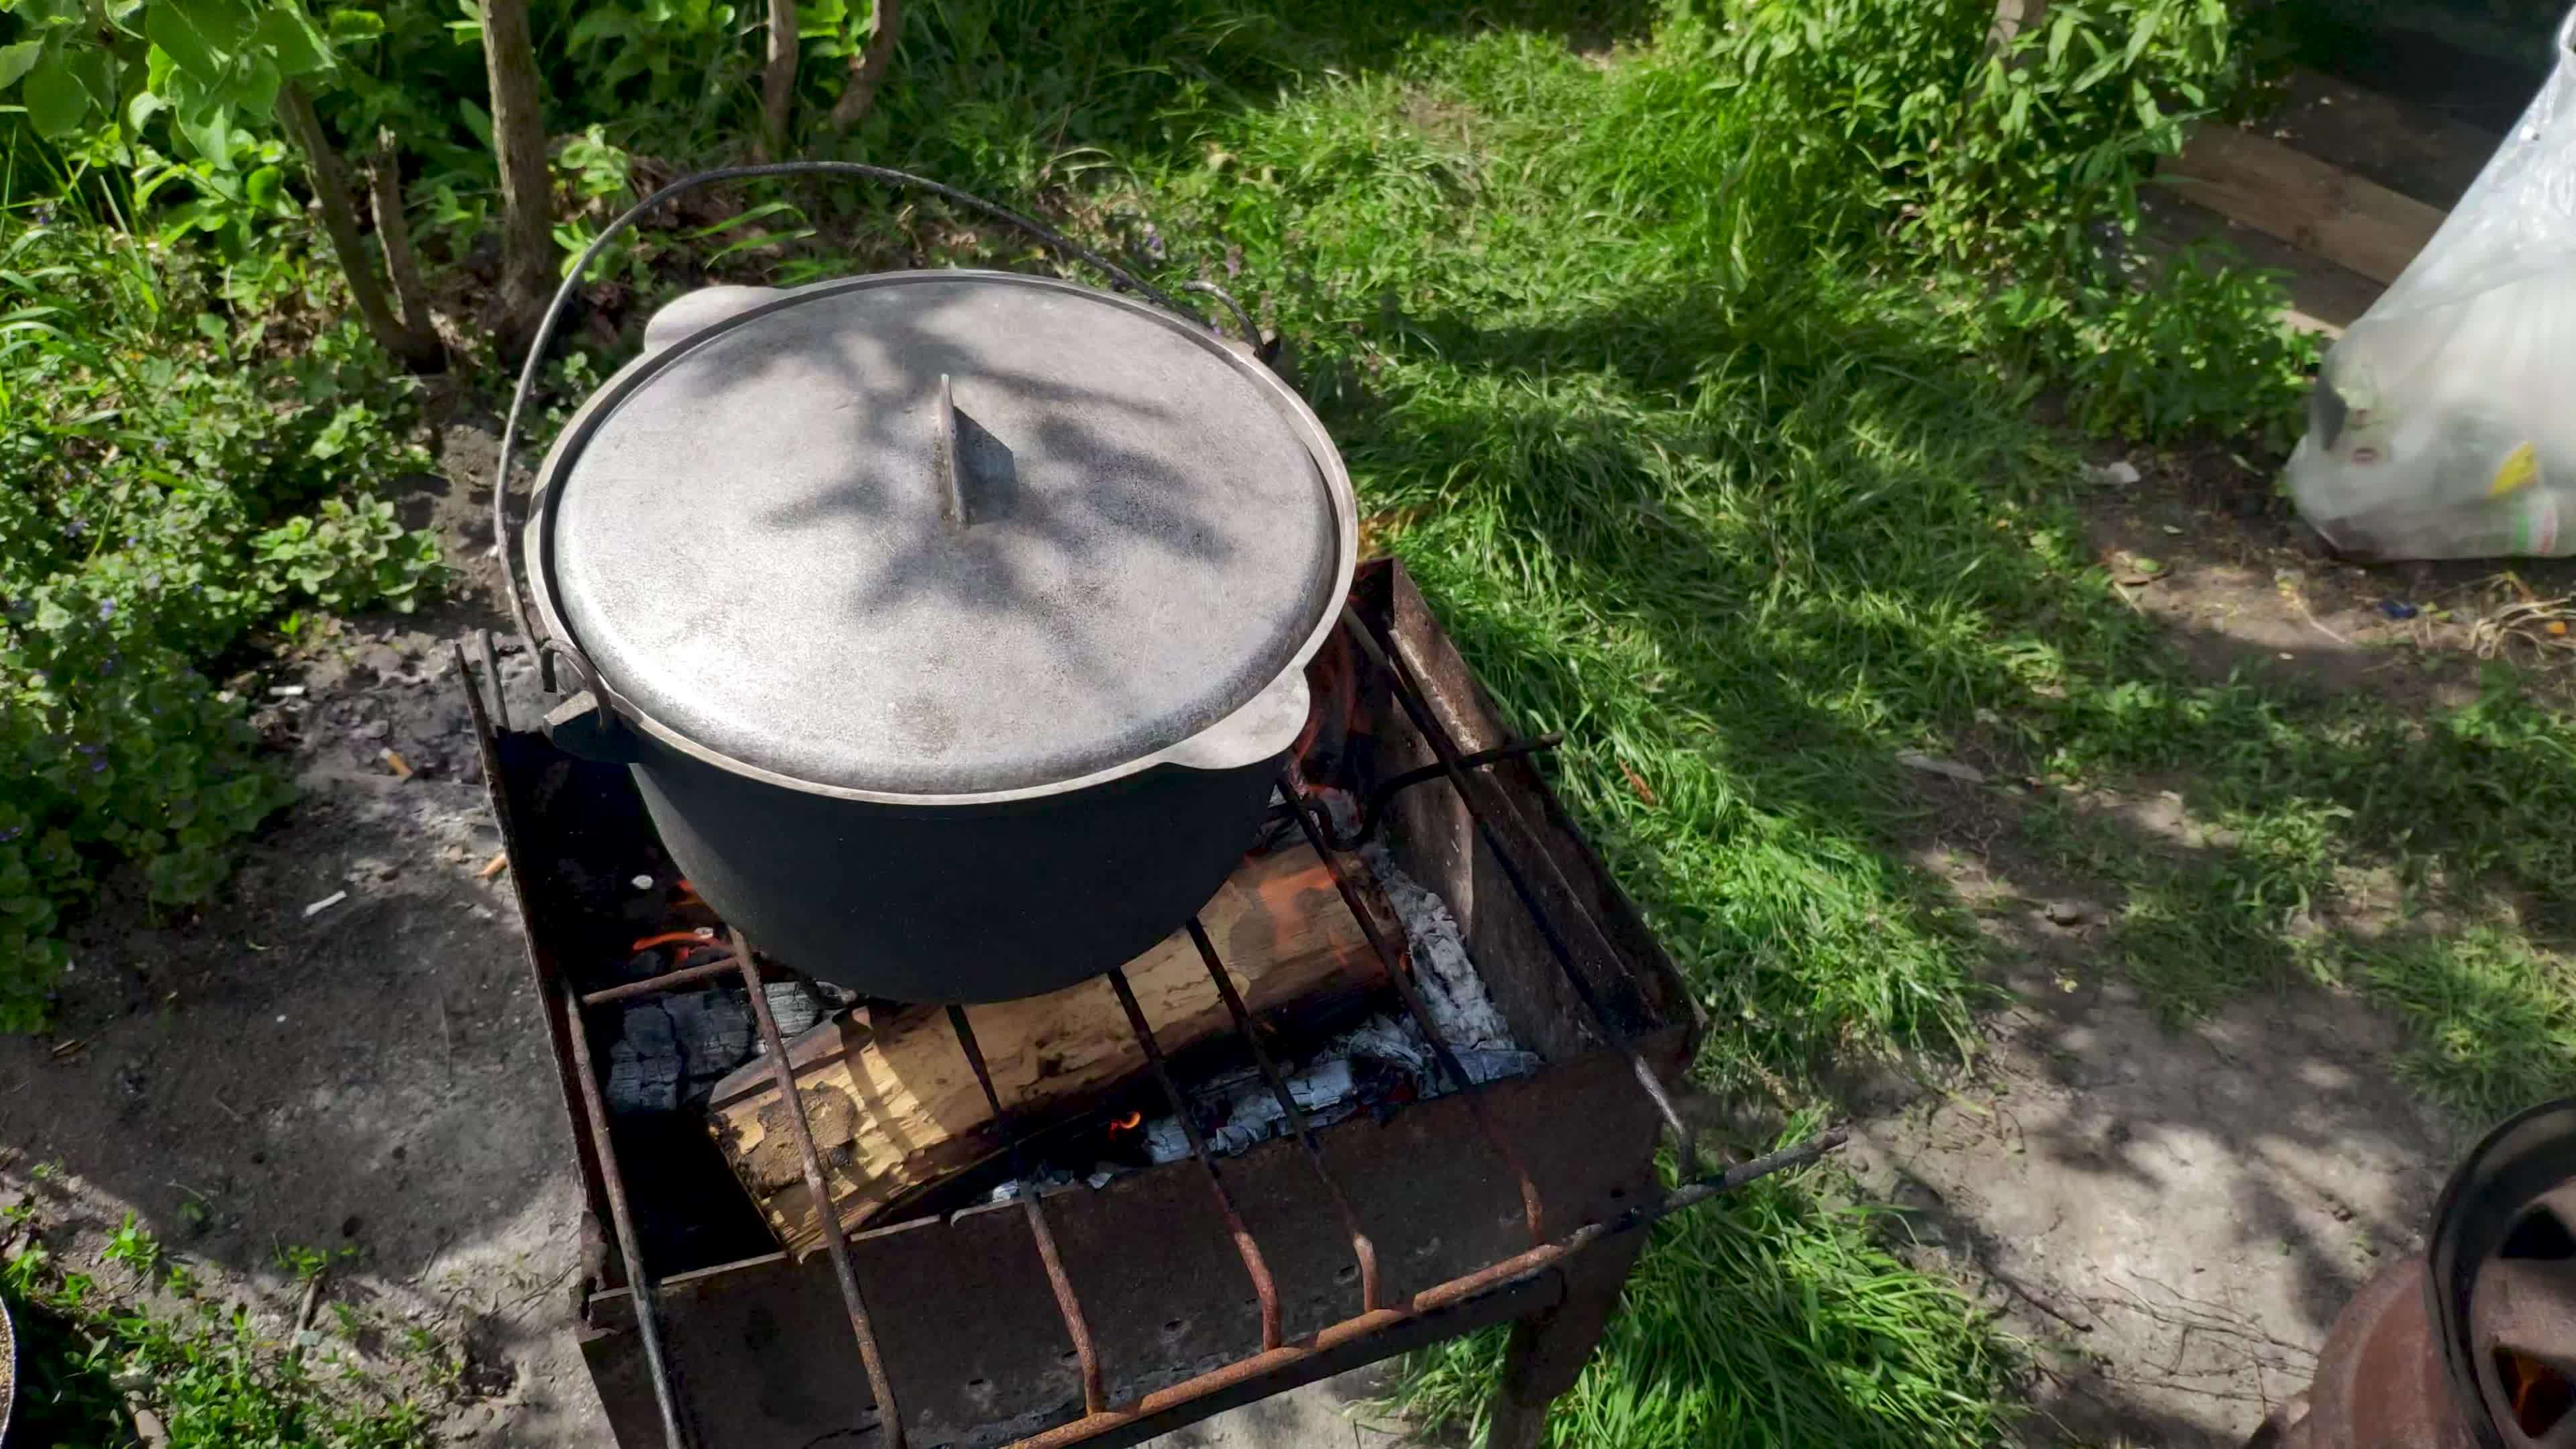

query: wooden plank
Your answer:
[2162,121,2447,286]
[2133,192,2383,339]
[704,843,1391,1255]
[2269,69,2497,213]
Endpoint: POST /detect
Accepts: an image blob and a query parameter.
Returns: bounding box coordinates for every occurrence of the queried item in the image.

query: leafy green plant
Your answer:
[0,217,446,1028]
[102,1212,163,1274]
[1703,0,2302,439]
[2021,241,2323,446]
[9,1238,429,1446]
[561,0,746,115]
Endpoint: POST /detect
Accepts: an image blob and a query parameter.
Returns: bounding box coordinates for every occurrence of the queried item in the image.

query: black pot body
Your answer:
[629,735,1279,1002]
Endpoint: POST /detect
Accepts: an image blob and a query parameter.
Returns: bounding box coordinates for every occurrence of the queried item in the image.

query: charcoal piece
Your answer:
[759,981,826,1039]
[606,987,755,1115]
[666,989,754,1092]
[599,975,844,1118]
[606,1005,682,1114]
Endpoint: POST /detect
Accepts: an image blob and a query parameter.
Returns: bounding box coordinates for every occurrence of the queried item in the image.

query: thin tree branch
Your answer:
[369,128,443,363]
[760,0,798,157]
[276,83,443,372]
[479,0,555,355]
[825,0,899,131]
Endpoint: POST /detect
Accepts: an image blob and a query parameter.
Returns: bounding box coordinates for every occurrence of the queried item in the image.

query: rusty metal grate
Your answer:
[468,568,1845,1449]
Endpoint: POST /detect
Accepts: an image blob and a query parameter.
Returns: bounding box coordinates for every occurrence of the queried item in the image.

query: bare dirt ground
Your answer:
[1848,810,2449,1447]
[1842,454,2576,1447]
[2080,447,2576,707]
[0,608,602,1442]
[0,423,2553,1448]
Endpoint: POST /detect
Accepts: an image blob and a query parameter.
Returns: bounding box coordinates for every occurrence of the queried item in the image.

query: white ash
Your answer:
[1360,844,1517,1051]
[994,847,1537,1198]
[1136,1016,1537,1165]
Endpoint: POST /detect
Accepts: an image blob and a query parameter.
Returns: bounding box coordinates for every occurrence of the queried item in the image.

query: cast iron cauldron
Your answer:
[494,164,1355,1003]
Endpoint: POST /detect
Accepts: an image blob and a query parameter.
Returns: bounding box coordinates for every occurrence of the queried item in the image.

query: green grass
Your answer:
[1391,1142,2012,1448]
[3,1222,428,1448]
[1098,10,2576,1117]
[10,0,2575,1441]
[1046,13,2576,1440]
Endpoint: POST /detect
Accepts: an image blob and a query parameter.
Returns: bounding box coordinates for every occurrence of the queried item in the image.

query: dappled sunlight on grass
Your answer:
[1393,1142,2014,1449]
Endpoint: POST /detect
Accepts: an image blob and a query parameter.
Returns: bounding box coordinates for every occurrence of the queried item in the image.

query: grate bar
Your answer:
[1004,1126,1849,1449]
[1103,966,1285,1352]
[1277,780,1552,1244]
[732,933,908,1449]
[1182,917,1383,1313]
[578,951,761,1007]
[1294,735,1564,851]
[561,985,693,1449]
[945,1005,1110,1415]
[1338,609,1703,1175]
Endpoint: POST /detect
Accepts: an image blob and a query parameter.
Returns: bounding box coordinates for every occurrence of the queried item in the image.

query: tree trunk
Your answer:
[480,0,555,358]
[369,130,442,358]
[1988,0,2047,52]
[276,83,444,373]
[824,0,898,131]
[759,0,798,157]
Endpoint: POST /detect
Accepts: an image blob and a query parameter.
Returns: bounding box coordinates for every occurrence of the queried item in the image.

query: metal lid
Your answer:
[533,272,1350,798]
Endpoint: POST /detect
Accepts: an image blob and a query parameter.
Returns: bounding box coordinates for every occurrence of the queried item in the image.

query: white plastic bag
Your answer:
[2286,9,2576,559]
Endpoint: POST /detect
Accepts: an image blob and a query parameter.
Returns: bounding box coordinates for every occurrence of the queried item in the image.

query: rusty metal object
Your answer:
[733,936,906,1449]
[1341,608,1694,1165]
[1103,965,1284,1353]
[1297,734,1565,851]
[1,1285,16,1444]
[1185,917,1383,1314]
[580,951,756,1006]
[1277,784,1555,1246]
[2437,1099,2576,1449]
[945,1005,1108,1417]
[2265,1256,2474,1449]
[2260,1097,2576,1449]
[472,560,1849,1449]
[561,982,692,1449]
[2468,1184,2576,1446]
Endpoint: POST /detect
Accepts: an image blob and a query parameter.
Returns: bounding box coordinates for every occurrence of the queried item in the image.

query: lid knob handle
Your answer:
[934,373,969,531]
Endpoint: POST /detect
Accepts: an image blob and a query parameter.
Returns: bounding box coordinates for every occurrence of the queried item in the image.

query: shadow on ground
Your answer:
[1318,278,2559,1444]
[0,593,598,1442]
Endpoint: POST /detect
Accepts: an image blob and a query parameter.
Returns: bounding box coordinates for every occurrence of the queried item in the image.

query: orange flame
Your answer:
[630,930,716,955]
[1108,1111,1142,1133]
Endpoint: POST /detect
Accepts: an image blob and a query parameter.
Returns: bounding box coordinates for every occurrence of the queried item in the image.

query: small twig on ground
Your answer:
[1990,1265,2097,1335]
[2098,1372,2281,1405]
[123,1393,170,1449]
[2127,1269,2320,1358]
[287,1268,331,1365]
[503,1264,578,1321]
[2471,593,2575,660]
[297,1271,329,1332]
[411,1231,451,1285]
[210,1095,245,1124]
[2087,1273,2316,1367]
[2281,580,2348,645]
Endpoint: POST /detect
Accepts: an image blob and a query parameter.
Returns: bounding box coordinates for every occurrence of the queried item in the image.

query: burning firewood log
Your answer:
[704,843,1393,1256]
